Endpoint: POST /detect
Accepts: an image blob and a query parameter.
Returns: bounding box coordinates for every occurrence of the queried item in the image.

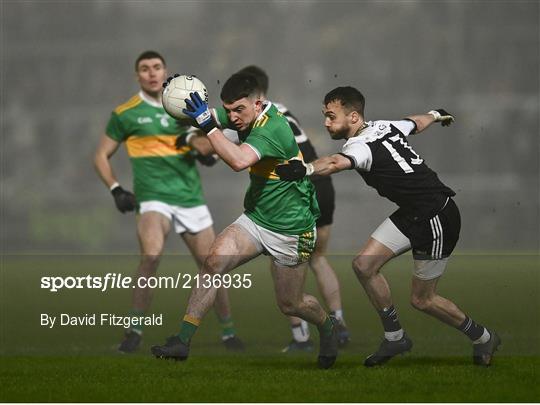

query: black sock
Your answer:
[378,306,402,332]
[458,316,485,341]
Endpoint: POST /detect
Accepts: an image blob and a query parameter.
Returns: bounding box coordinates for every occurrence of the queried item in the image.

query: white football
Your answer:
[162,75,208,119]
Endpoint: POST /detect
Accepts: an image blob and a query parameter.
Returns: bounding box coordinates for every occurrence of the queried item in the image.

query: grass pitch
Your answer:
[1,254,539,402]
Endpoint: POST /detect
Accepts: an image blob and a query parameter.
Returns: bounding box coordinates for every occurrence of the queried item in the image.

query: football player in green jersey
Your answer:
[152,73,339,369]
[236,65,350,352]
[94,51,243,353]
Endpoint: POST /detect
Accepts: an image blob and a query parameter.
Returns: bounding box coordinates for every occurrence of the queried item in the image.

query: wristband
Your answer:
[207,127,219,136]
[184,132,196,145]
[109,182,120,191]
[306,163,314,176]
[428,110,441,121]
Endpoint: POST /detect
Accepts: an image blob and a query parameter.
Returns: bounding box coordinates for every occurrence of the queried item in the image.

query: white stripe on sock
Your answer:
[473,328,491,345]
[385,329,404,342]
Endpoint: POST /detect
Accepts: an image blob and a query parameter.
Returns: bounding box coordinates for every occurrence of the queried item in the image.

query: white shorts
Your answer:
[371,218,411,255]
[371,217,448,280]
[233,214,316,267]
[139,201,213,234]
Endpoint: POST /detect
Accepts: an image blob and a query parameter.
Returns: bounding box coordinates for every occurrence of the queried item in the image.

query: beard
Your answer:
[327,124,350,140]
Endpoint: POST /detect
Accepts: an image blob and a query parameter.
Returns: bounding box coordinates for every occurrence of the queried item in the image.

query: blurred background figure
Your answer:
[93,50,243,353]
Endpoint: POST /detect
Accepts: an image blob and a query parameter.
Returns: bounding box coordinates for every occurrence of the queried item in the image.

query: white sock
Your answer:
[473,328,491,345]
[332,309,344,322]
[291,320,310,342]
[385,329,404,342]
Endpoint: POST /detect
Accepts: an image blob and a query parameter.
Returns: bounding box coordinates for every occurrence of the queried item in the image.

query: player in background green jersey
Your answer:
[93,51,243,353]
[152,73,339,369]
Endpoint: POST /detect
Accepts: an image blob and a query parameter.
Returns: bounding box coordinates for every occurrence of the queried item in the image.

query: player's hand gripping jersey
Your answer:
[215,102,320,234]
[341,119,455,220]
[106,92,205,207]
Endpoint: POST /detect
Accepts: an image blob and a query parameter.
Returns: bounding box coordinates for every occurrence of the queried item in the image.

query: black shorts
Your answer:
[390,198,461,260]
[312,176,335,228]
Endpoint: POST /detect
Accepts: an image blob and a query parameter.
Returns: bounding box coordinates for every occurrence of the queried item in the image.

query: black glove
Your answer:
[275,159,311,181]
[429,109,455,127]
[111,185,136,213]
[195,153,218,167]
[175,133,189,149]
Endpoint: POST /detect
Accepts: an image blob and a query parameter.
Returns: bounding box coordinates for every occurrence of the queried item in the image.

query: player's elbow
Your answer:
[93,152,103,170]
[94,149,107,164]
[230,160,250,172]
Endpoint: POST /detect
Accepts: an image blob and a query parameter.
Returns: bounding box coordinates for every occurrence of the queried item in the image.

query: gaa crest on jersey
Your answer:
[156,113,170,127]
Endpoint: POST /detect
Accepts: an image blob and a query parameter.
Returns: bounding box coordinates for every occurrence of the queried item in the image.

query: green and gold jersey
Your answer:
[106,91,205,207]
[215,102,320,235]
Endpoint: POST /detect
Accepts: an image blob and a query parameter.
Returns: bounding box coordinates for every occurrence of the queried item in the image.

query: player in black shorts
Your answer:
[276,86,500,367]
[236,66,350,351]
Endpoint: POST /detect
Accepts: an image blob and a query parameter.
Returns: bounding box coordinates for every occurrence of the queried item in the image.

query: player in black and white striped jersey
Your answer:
[275,86,501,367]
[236,66,350,352]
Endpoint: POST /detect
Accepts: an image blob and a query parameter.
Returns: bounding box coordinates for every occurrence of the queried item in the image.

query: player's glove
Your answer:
[275,158,314,181]
[175,133,196,149]
[111,185,136,213]
[428,109,455,127]
[182,92,218,134]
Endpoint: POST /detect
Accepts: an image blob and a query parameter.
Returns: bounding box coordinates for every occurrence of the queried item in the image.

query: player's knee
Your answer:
[277,299,299,317]
[410,295,433,312]
[202,254,224,275]
[308,253,324,271]
[352,255,376,279]
[139,254,161,273]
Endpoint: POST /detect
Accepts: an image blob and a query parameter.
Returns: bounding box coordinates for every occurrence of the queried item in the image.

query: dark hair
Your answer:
[324,86,365,116]
[135,50,166,71]
[236,65,269,95]
[220,73,259,103]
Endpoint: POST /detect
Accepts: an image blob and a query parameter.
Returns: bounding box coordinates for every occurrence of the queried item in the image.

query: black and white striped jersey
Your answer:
[340,119,455,219]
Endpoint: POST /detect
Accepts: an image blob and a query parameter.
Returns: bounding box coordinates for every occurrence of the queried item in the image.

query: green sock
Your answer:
[318,315,333,337]
[129,309,145,334]
[177,317,199,345]
[219,316,236,338]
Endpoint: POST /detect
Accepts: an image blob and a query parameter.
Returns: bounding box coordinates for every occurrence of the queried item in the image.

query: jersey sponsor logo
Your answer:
[156,113,170,127]
[137,117,153,124]
[136,114,171,128]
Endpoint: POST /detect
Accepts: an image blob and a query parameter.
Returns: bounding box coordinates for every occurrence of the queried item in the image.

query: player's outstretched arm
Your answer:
[276,154,352,181]
[407,109,455,134]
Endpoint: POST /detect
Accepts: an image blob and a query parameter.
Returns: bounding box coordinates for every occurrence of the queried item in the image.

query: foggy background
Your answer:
[1,0,539,254]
